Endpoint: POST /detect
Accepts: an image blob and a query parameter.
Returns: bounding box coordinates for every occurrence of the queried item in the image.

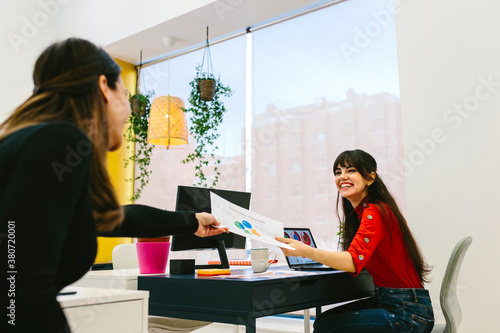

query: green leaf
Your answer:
[180,65,233,188]
[123,91,155,201]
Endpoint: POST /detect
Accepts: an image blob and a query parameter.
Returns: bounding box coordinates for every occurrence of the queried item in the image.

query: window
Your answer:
[251,0,403,250]
[139,0,404,251]
[137,36,246,210]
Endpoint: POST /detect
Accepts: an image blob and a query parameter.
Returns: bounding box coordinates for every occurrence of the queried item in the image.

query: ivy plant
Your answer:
[124,91,154,201]
[181,66,232,188]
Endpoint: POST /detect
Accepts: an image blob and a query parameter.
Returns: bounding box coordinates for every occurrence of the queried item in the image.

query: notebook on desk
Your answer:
[284,227,336,271]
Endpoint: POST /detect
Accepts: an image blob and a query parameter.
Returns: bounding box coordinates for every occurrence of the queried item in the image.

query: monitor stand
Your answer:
[194,239,230,269]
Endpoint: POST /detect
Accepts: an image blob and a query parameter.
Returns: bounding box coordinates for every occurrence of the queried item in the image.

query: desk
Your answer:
[72,268,143,290]
[58,286,149,333]
[73,266,374,333]
[139,267,374,333]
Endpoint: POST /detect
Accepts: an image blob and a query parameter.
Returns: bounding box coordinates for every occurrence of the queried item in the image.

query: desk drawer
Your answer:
[252,271,373,315]
[63,299,147,333]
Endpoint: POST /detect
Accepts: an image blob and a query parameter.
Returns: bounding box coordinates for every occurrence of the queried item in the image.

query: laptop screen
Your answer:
[284,227,322,266]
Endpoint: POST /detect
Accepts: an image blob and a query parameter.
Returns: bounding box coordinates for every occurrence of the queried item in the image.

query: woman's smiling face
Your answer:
[334,164,373,208]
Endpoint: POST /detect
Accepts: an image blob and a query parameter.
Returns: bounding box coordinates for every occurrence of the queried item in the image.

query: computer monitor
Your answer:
[171,185,251,269]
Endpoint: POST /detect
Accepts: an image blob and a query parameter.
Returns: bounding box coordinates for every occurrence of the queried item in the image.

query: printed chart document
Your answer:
[214,270,316,280]
[210,192,293,250]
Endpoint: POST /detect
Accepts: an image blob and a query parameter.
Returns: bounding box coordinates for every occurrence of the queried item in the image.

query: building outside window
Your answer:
[139,0,403,252]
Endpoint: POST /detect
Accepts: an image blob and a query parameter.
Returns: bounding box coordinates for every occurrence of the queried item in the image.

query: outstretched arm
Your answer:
[98,206,228,238]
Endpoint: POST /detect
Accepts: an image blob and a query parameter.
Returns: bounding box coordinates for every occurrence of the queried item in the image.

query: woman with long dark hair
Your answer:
[277,149,434,332]
[0,38,227,332]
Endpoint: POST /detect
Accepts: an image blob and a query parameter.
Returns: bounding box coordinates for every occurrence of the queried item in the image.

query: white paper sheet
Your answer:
[210,192,293,250]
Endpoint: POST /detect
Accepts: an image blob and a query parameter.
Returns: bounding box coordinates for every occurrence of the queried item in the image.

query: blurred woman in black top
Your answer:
[0,38,227,332]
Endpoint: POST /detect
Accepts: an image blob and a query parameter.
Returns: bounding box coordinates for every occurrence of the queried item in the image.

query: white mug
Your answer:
[250,248,277,273]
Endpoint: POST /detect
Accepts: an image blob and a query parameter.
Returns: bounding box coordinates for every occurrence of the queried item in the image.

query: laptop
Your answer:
[284,227,336,271]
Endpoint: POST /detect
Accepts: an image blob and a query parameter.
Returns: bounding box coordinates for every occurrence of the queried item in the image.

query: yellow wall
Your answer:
[106,58,136,204]
[94,59,136,263]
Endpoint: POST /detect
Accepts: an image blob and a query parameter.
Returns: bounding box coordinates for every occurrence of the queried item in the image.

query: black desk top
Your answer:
[143,265,344,282]
[138,265,374,329]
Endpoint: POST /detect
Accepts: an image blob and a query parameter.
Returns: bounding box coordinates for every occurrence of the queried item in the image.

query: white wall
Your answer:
[396,0,499,330]
[53,0,216,47]
[0,0,61,119]
[0,0,215,122]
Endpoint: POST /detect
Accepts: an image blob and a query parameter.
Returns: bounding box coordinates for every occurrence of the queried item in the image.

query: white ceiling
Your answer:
[104,0,332,65]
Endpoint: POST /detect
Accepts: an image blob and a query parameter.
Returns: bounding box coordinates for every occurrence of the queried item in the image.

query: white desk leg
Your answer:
[304,309,310,333]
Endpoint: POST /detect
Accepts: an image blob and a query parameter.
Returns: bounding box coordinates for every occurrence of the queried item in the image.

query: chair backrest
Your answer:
[112,243,139,269]
[440,236,473,333]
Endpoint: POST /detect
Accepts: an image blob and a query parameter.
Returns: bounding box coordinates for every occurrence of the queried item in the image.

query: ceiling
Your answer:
[104,0,334,66]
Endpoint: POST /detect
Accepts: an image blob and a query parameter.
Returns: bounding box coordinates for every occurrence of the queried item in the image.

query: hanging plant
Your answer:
[124,90,154,201]
[198,77,216,101]
[197,26,216,102]
[181,65,232,188]
[130,93,148,115]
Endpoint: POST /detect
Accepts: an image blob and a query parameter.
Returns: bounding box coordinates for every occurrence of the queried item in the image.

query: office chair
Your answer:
[111,242,140,269]
[431,236,472,333]
[112,244,211,333]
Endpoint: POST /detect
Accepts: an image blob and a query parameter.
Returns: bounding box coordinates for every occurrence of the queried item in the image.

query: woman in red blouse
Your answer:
[276,149,434,332]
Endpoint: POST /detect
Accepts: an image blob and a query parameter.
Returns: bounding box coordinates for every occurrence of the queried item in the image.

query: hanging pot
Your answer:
[197,78,216,101]
[131,95,147,116]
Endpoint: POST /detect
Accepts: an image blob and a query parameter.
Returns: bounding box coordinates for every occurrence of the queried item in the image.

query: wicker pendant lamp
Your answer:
[147,95,188,149]
[147,54,188,149]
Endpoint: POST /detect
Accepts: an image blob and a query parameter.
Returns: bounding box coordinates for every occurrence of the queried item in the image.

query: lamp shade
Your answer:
[147,95,188,148]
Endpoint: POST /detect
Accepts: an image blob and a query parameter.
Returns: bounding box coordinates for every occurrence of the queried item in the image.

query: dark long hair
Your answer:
[0,38,123,232]
[334,149,431,283]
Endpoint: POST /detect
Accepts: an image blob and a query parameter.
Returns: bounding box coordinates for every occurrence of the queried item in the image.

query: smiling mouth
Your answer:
[340,184,352,189]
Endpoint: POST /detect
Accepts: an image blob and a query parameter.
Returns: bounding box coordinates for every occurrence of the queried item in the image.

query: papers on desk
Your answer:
[213,270,316,279]
[210,193,293,250]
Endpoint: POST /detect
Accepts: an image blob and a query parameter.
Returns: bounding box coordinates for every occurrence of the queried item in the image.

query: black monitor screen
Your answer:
[171,186,251,252]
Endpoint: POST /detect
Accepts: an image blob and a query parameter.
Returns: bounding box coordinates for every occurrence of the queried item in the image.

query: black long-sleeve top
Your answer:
[0,121,198,332]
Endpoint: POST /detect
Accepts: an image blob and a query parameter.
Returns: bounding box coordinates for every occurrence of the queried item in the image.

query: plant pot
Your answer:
[197,79,216,101]
[131,95,147,116]
[136,241,171,274]
[137,236,171,243]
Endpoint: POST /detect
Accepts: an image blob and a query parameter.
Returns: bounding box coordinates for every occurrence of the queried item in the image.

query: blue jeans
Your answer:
[313,287,434,333]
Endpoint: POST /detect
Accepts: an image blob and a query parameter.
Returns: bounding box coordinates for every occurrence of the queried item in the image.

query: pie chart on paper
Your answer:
[234,220,262,238]
[242,220,252,229]
[251,229,261,236]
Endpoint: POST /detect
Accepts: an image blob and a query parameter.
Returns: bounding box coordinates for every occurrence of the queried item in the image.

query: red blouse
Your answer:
[346,198,423,288]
